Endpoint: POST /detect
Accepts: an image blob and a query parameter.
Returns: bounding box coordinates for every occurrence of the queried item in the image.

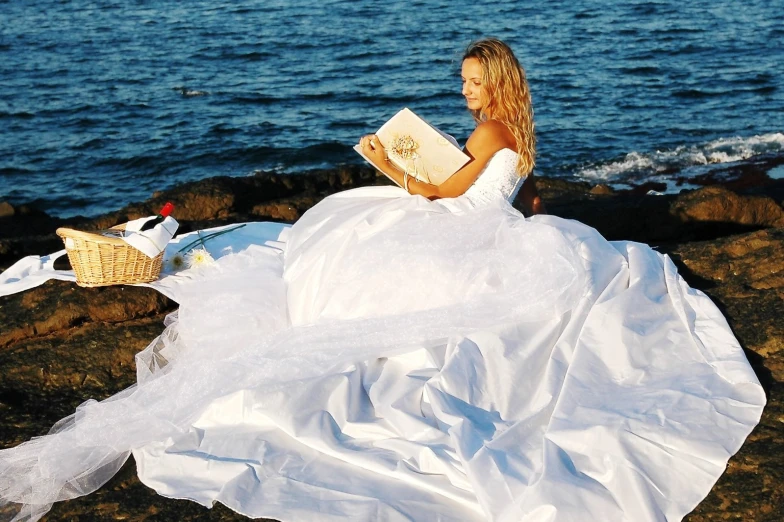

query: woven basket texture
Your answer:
[56,225,163,287]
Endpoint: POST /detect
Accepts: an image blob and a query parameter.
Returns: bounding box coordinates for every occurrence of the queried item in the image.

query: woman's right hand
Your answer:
[359,134,387,166]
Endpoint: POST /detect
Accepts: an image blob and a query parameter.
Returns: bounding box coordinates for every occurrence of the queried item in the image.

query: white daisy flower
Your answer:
[186,247,215,268]
[167,253,187,272]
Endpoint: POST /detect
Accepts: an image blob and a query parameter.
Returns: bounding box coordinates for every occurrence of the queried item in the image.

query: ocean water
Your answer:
[1,0,782,217]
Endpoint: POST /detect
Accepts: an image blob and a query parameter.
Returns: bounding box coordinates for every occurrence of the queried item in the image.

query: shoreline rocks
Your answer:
[1,166,783,521]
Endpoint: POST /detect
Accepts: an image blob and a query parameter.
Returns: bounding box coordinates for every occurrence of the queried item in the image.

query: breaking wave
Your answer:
[577,132,784,183]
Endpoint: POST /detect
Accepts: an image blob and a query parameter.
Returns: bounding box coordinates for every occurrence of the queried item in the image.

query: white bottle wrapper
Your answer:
[122,216,179,258]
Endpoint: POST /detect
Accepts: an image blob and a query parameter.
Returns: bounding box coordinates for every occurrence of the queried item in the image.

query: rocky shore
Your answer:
[1,159,783,521]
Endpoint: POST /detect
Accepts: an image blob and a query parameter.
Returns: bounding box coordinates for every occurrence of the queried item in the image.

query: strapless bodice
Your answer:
[462,148,526,206]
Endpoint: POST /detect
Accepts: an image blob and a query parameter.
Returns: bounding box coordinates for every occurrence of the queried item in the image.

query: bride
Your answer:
[0,39,765,522]
[358,38,543,213]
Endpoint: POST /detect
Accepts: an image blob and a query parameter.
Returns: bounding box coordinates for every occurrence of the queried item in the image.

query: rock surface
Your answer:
[663,228,783,521]
[1,167,783,521]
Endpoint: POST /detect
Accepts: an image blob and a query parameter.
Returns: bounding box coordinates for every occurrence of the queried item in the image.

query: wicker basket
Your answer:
[56,224,163,287]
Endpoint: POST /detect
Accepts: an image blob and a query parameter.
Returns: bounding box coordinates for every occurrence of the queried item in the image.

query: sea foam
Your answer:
[577,132,784,183]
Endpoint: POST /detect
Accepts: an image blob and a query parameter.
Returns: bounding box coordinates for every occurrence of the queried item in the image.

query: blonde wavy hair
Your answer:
[463,38,536,177]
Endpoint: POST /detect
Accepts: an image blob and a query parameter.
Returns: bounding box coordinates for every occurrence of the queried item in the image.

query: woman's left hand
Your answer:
[359,134,387,165]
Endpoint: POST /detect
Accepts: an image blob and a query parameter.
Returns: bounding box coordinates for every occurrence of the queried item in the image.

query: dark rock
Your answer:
[624,180,668,195]
[672,186,784,228]
[663,227,784,521]
[589,184,614,195]
[0,315,172,447]
[251,201,301,222]
[0,201,14,218]
[534,176,593,198]
[0,205,70,270]
[545,192,679,242]
[678,151,784,193]
[0,280,176,349]
[546,184,784,244]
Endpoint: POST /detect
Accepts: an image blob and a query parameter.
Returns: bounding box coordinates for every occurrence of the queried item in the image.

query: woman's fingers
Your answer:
[359,134,379,150]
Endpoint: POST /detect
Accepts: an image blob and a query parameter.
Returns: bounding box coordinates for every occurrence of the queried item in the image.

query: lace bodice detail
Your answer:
[462,148,526,206]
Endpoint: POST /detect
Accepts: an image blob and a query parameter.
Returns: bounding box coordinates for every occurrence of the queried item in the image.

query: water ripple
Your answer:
[0,0,781,217]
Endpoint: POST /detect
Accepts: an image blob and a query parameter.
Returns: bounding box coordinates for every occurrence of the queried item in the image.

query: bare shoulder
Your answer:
[471,120,509,140]
[465,120,516,159]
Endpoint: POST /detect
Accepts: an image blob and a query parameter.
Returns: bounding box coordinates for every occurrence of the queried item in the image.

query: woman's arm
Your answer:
[359,120,514,200]
[519,176,547,216]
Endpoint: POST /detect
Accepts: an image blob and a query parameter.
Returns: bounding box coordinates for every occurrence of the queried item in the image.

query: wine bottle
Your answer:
[139,202,175,232]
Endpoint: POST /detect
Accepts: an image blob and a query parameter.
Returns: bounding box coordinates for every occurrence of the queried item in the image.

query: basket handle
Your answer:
[56,227,127,246]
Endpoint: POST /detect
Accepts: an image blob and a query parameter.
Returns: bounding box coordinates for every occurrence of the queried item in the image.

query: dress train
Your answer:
[0,179,765,522]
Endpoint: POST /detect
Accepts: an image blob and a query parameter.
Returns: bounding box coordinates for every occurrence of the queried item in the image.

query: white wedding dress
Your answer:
[0,148,766,522]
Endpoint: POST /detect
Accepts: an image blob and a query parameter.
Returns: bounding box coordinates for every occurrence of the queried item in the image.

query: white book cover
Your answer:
[354,108,470,187]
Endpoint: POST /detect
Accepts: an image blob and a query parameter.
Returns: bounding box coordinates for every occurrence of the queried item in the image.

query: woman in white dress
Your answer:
[359,38,543,213]
[0,39,765,522]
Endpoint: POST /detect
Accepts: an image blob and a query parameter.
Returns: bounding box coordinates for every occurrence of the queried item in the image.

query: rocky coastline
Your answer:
[1,159,783,521]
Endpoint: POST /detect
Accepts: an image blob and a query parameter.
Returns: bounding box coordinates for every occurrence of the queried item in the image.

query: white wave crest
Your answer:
[578,132,784,182]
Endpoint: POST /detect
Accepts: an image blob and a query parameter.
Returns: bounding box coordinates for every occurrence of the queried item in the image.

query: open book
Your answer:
[353,108,471,187]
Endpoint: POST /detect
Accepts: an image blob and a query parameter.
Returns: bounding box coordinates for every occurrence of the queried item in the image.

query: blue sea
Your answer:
[1,0,782,218]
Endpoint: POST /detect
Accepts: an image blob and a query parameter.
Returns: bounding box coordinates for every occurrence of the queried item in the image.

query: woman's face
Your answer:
[461,57,485,112]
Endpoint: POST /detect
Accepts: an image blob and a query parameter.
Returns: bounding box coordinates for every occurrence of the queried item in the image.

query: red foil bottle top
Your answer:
[160,202,174,217]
